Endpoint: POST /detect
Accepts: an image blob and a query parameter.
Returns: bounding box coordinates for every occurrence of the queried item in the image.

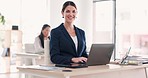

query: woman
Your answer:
[34,24,50,53]
[50,1,88,64]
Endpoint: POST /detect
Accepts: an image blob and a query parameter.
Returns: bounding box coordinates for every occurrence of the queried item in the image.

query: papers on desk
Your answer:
[119,55,148,65]
[18,65,63,71]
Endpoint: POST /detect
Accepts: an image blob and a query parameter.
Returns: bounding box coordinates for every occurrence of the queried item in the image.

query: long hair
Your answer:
[39,24,50,48]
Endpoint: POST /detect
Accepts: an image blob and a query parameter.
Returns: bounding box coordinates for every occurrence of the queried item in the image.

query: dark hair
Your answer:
[62,1,77,12]
[39,24,50,48]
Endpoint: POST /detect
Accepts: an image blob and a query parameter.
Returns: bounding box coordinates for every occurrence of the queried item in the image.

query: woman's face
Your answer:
[42,27,50,37]
[62,5,77,23]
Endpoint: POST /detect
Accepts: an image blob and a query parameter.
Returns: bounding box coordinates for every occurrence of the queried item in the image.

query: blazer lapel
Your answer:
[60,24,77,54]
[75,27,81,56]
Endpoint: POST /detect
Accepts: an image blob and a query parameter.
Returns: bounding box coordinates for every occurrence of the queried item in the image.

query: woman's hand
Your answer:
[71,57,87,63]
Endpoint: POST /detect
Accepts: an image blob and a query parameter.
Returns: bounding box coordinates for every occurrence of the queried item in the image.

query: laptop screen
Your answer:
[87,44,114,66]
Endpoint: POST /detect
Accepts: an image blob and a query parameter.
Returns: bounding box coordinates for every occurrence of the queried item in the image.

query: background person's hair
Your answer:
[62,1,77,12]
[39,24,50,48]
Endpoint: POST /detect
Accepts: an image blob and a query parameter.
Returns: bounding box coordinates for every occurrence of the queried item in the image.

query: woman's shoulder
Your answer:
[35,36,40,41]
[75,26,85,33]
[51,24,63,35]
[51,23,64,33]
[35,36,39,39]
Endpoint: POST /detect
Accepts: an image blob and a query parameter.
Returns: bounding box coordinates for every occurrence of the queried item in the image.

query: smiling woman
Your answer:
[50,1,88,65]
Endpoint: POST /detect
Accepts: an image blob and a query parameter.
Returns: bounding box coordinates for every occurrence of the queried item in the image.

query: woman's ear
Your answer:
[61,11,64,18]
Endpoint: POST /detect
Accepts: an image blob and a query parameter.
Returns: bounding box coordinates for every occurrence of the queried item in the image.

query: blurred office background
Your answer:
[0,0,148,77]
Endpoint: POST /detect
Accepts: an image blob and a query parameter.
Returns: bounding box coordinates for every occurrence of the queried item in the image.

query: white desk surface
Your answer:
[15,53,44,59]
[17,64,148,78]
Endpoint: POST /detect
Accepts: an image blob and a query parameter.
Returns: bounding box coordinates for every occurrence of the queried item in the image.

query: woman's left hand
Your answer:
[71,57,87,63]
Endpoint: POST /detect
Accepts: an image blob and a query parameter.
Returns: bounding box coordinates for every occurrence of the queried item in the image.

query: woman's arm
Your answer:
[50,29,73,64]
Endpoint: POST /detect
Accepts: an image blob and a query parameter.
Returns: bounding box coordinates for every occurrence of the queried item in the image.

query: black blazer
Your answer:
[50,23,88,64]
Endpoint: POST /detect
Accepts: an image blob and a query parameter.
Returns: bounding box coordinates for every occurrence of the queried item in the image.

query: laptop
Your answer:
[55,44,115,68]
[120,47,148,65]
[25,44,36,53]
[25,43,45,54]
[120,47,131,64]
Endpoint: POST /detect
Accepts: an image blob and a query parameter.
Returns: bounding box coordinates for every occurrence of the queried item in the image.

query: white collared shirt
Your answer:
[71,36,78,51]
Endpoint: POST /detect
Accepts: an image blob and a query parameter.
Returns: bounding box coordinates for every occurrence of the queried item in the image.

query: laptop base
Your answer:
[55,63,88,68]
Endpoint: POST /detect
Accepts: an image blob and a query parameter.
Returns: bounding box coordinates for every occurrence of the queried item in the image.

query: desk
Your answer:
[17,64,148,78]
[16,53,44,65]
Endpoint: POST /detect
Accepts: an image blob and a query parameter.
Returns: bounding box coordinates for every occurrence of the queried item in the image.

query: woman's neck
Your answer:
[64,22,76,37]
[64,22,74,30]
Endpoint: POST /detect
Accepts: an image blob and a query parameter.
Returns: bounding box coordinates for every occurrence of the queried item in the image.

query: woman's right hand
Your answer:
[71,57,87,63]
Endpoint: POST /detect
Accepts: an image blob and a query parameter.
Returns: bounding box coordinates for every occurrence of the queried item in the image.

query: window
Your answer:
[93,0,115,60]
[116,0,148,59]
[93,0,115,44]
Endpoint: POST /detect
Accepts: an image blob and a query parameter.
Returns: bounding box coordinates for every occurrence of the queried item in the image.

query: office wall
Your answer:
[21,0,50,44]
[0,0,21,29]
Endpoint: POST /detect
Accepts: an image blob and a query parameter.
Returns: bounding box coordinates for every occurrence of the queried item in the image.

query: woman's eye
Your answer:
[65,10,76,13]
[73,10,76,13]
[66,10,70,13]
